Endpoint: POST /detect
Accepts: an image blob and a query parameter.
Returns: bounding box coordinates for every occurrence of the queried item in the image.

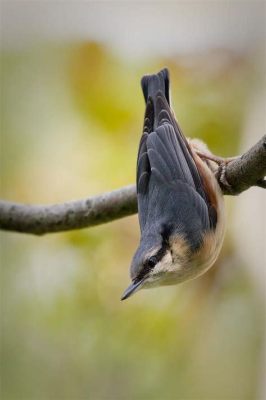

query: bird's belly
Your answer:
[155,231,222,287]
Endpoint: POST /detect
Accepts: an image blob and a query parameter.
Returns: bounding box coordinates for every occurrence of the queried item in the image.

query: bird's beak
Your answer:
[121,279,144,301]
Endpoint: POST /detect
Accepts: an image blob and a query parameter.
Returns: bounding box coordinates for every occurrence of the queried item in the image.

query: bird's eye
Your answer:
[147,256,157,268]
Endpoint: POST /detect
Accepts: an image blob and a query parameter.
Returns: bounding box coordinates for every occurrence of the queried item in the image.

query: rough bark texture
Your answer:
[0,185,137,235]
[0,136,265,235]
[217,135,266,195]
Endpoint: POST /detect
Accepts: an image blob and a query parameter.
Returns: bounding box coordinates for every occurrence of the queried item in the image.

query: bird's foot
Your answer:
[195,150,237,166]
[216,163,233,193]
[195,150,237,194]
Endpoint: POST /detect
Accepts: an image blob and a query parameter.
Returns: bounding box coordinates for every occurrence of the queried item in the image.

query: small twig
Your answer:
[0,136,265,235]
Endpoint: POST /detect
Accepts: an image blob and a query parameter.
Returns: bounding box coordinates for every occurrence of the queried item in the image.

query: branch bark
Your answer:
[0,135,265,235]
[0,186,137,235]
[217,135,266,195]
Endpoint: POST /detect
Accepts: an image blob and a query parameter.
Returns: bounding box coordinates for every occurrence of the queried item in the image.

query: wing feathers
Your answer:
[137,122,212,233]
[137,70,215,235]
[147,147,173,183]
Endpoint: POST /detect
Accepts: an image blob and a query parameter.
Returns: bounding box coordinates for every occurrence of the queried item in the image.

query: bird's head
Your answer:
[121,229,193,300]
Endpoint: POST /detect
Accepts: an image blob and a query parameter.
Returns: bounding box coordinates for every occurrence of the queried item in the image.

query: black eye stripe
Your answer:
[145,244,168,269]
[135,242,169,282]
[147,256,157,268]
[135,256,157,282]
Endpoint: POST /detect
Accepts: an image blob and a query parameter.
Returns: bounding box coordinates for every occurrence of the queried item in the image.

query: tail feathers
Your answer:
[141,68,170,105]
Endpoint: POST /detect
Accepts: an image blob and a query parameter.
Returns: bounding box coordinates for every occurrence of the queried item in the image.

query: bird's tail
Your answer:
[141,68,170,106]
[141,68,170,131]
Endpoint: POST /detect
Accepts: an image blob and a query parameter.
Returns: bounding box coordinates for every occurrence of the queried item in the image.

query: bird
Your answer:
[121,68,225,301]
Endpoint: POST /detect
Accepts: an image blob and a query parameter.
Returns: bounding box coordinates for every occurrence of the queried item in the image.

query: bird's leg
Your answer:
[195,150,238,194]
[195,150,237,166]
[189,138,238,193]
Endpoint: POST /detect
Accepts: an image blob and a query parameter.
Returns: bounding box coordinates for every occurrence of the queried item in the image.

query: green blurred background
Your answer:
[1,2,266,399]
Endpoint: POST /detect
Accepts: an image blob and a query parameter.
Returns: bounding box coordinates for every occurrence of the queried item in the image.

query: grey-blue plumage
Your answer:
[121,68,225,300]
[134,68,217,279]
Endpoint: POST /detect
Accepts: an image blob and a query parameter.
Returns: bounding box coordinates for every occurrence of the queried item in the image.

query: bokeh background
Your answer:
[1,1,266,399]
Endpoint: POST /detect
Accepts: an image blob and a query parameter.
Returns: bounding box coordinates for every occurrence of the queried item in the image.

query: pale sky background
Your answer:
[1,1,265,58]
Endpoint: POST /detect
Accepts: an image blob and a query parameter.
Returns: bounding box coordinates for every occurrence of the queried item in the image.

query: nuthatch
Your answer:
[121,68,225,300]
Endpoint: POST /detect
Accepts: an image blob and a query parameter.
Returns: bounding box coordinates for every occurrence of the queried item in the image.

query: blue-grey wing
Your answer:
[137,120,212,242]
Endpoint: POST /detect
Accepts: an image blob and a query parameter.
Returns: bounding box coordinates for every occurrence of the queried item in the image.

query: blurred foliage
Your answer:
[1,41,265,400]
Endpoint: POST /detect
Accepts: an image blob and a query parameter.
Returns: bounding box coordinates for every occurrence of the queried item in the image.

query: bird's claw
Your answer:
[215,162,237,194]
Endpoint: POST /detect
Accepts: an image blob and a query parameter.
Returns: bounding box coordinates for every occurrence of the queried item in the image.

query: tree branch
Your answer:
[216,135,266,195]
[0,185,137,235]
[0,136,265,235]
